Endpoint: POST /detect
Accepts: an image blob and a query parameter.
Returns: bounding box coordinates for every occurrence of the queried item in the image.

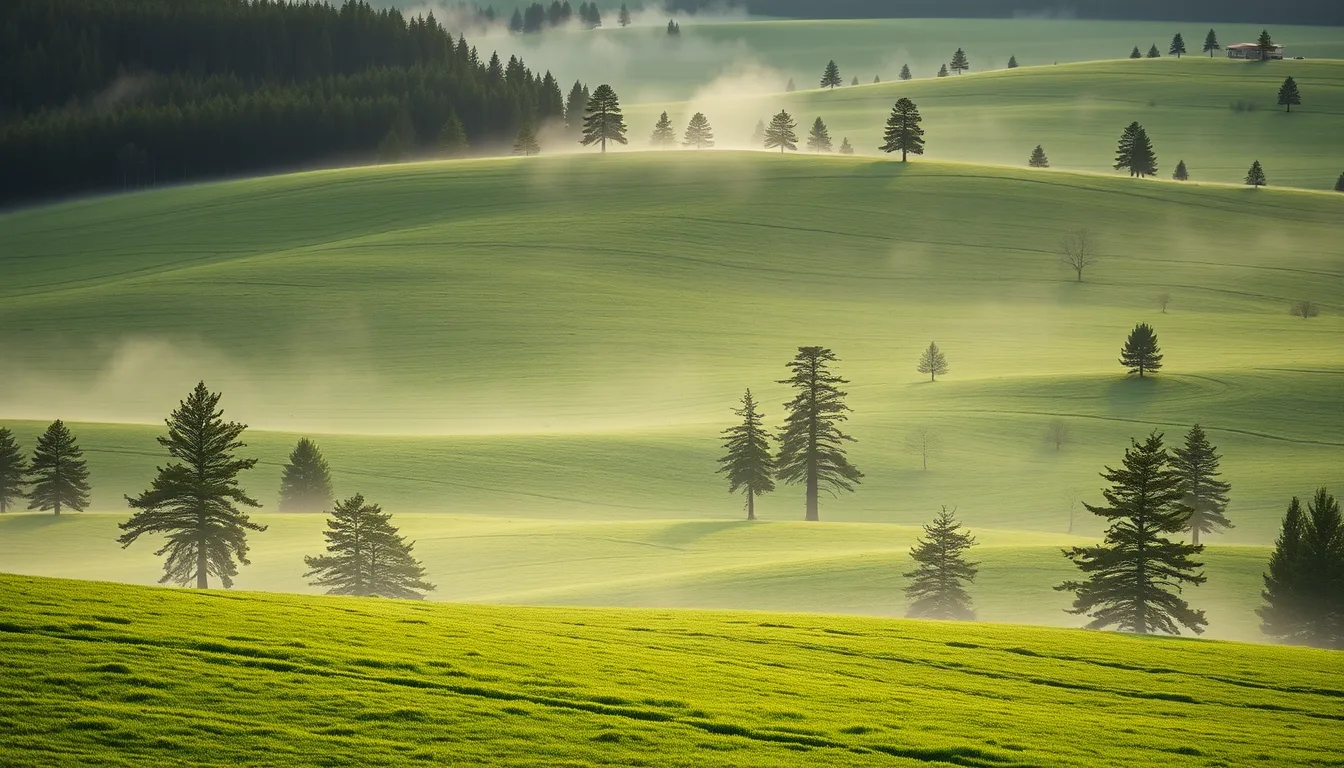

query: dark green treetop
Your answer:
[1258,489,1343,648]
[0,428,27,513]
[1170,32,1186,57]
[821,60,842,89]
[1147,43,1161,58]
[717,390,776,521]
[950,47,969,74]
[806,117,832,152]
[880,98,925,162]
[937,63,948,77]
[1278,76,1301,112]
[278,438,334,513]
[1173,159,1189,181]
[1245,160,1267,187]
[839,137,854,155]
[304,494,435,599]
[1257,29,1275,58]
[28,420,90,515]
[1171,424,1232,546]
[565,81,590,137]
[1007,55,1018,68]
[1203,28,1220,56]
[899,64,912,80]
[1029,144,1048,168]
[1120,322,1163,377]
[1114,121,1157,177]
[1130,46,1142,59]
[904,506,979,620]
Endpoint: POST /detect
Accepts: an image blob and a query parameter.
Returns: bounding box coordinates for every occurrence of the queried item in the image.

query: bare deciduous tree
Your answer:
[1290,300,1320,319]
[1157,292,1171,313]
[1045,419,1070,451]
[1060,229,1099,282]
[905,426,940,471]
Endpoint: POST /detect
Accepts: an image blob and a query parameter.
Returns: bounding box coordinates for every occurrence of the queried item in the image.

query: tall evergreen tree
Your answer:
[937,63,949,77]
[717,390,776,521]
[839,137,854,155]
[1028,144,1049,168]
[1203,29,1220,57]
[580,84,627,152]
[0,428,27,513]
[436,113,468,157]
[304,494,435,599]
[1119,323,1163,378]
[873,75,881,83]
[1171,425,1232,546]
[1130,46,1142,59]
[278,438,334,513]
[1259,496,1309,643]
[27,420,90,515]
[565,81,590,138]
[1114,122,1156,177]
[880,98,925,162]
[509,7,524,33]
[1256,29,1275,59]
[1007,55,1019,69]
[917,341,949,382]
[651,111,676,148]
[1173,159,1189,181]
[949,48,969,74]
[683,112,715,149]
[851,76,860,86]
[513,123,541,155]
[750,118,766,147]
[118,383,264,588]
[1259,490,1343,648]
[1277,76,1301,112]
[1057,433,1207,635]
[618,2,631,27]
[806,117,832,152]
[1169,32,1186,58]
[776,347,862,522]
[821,60,842,89]
[764,110,798,153]
[1147,44,1161,58]
[1245,160,1267,187]
[904,507,979,620]
[899,64,912,81]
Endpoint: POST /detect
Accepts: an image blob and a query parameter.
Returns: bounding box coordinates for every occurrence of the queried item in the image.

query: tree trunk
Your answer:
[747,493,756,521]
[805,470,818,521]
[196,545,208,588]
[1191,523,1200,547]
[54,499,61,515]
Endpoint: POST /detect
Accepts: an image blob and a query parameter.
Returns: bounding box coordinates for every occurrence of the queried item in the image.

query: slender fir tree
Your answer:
[1171,424,1232,546]
[937,63,948,77]
[1335,172,1344,192]
[1245,160,1266,187]
[899,64,912,81]
[565,81,589,139]
[839,137,854,155]
[27,420,90,515]
[785,77,796,92]
[618,2,630,27]
[1119,323,1163,377]
[513,123,541,155]
[650,111,676,148]
[682,112,715,149]
[904,507,978,620]
[717,390,776,521]
[880,98,925,162]
[1256,29,1275,60]
[764,110,798,153]
[917,341,949,382]
[1147,44,1161,58]
[304,494,435,599]
[1057,432,1207,635]
[806,117,832,152]
[750,118,766,147]
[1169,32,1186,58]
[0,428,27,513]
[1173,159,1189,181]
[1258,489,1343,648]
[1277,77,1301,113]
[821,60,842,89]
[1130,46,1142,59]
[1203,29,1220,57]
[580,84,627,152]
[1114,122,1157,177]
[278,438,334,513]
[118,383,264,588]
[1028,144,1049,168]
[776,347,862,522]
[949,48,969,75]
[1007,55,1019,68]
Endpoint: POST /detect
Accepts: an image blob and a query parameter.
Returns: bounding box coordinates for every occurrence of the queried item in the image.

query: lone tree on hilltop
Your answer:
[1130,46,1142,59]
[718,389,776,521]
[651,111,676,148]
[618,2,630,26]
[1058,432,1207,635]
[821,60,842,89]
[937,63,949,77]
[1290,300,1320,320]
[512,123,541,155]
[1257,29,1275,60]
[905,426,940,472]
[899,64,912,81]
[118,383,265,588]
[1028,144,1049,168]
[1245,160,1267,187]
[839,137,854,155]
[1114,121,1157,178]
[1147,43,1160,58]
[880,98,925,162]
[278,438,334,513]
[1046,419,1070,452]
[1008,55,1019,68]
[950,47,969,74]
[1258,489,1344,649]
[28,420,90,515]
[764,110,798,152]
[1278,76,1301,112]
[0,428,28,513]
[1203,29,1220,57]
[1173,160,1189,181]
[580,84,627,152]
[304,494,435,599]
[1172,424,1232,547]
[1169,32,1186,58]
[806,117,833,152]
[683,112,715,149]
[917,341,949,382]
[777,347,862,522]
[1120,323,1162,377]
[1059,228,1098,282]
[904,507,979,621]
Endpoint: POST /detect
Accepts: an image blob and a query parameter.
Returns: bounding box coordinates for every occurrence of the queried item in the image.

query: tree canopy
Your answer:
[0,428,28,514]
[949,47,969,74]
[278,438,334,513]
[1171,424,1233,546]
[764,110,798,152]
[580,84,628,152]
[806,117,833,152]
[776,347,862,522]
[1114,121,1157,178]
[1028,144,1049,168]
[1258,489,1343,649]
[651,111,677,148]
[27,420,91,515]
[1203,28,1220,56]
[905,507,979,620]
[717,390,776,521]
[683,112,715,149]
[917,342,949,381]
[1120,323,1163,377]
[821,60,843,89]
[1245,160,1267,187]
[513,124,541,155]
[1173,160,1189,181]
[304,494,435,599]
[1169,32,1186,57]
[1278,77,1301,112]
[880,98,925,162]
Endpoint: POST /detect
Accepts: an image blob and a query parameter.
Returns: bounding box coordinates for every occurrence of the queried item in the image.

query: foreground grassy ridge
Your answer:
[1,574,1340,767]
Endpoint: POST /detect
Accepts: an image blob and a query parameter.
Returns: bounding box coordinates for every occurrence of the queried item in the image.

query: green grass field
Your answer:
[2,573,1341,767]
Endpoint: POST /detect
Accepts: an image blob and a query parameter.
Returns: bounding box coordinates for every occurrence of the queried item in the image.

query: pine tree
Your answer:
[651,111,676,148]
[565,81,589,138]
[1057,433,1207,635]
[873,75,881,83]
[304,494,435,599]
[1336,172,1344,192]
[682,112,715,149]
[1203,29,1220,57]
[1028,144,1049,168]
[1007,55,1019,69]
[1173,159,1189,181]
[785,78,796,92]
[820,60,842,89]
[1114,122,1156,178]
[1169,32,1186,58]
[904,507,978,620]
[839,137,854,155]
[27,420,90,515]
[509,7,524,33]
[764,110,798,153]
[899,64,912,81]
[1257,29,1275,59]
[950,48,969,75]
[618,2,631,27]
[851,76,859,86]
[776,347,862,522]
[1259,496,1309,642]
[917,341,949,382]
[1245,160,1266,187]
[1171,425,1232,546]
[1147,44,1161,58]
[118,383,264,588]
[278,438,334,513]
[750,119,766,147]
[436,112,468,157]
[937,64,948,77]
[717,390,776,521]
[880,98,925,162]
[1130,46,1142,59]
[806,117,832,152]
[1259,490,1344,648]
[1278,76,1301,112]
[0,428,27,513]
[580,84,627,152]
[513,123,541,155]
[1119,323,1162,377]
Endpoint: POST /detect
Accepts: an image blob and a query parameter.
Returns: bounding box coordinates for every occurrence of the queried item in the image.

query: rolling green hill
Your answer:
[1,574,1341,767]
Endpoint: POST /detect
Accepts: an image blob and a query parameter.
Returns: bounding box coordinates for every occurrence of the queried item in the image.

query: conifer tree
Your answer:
[1130,46,1142,59]
[27,420,91,515]
[509,7,524,33]
[565,81,589,138]
[278,438,334,513]
[1203,29,1220,57]
[717,390,776,521]
[1259,490,1343,648]
[304,494,435,599]
[873,75,881,83]
[764,110,798,153]
[1028,144,1049,168]
[785,78,796,92]
[1057,432,1207,635]
[937,64,948,77]
[899,64,912,81]
[950,48,969,75]
[1147,44,1161,58]
[880,98,925,162]
[750,118,766,147]
[1114,122,1156,177]
[1119,323,1162,377]
[118,383,264,588]
[917,341,949,382]
[1008,55,1019,68]
[1335,172,1344,192]
[683,112,715,149]
[1245,160,1266,187]
[777,347,862,522]
[651,111,676,148]
[904,507,978,620]
[618,2,631,27]
[1173,159,1189,181]
[821,60,842,89]
[806,117,832,152]
[1277,76,1301,112]
[851,76,859,86]
[1257,29,1275,59]
[513,123,541,155]
[1169,32,1186,58]
[666,19,680,36]
[839,137,854,155]
[581,84,627,152]
[1259,496,1308,642]
[436,112,468,156]
[0,428,27,513]
[1171,425,1232,546]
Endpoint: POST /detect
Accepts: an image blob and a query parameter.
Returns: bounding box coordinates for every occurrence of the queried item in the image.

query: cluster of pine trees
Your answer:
[0,423,92,515]
[507,1,607,33]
